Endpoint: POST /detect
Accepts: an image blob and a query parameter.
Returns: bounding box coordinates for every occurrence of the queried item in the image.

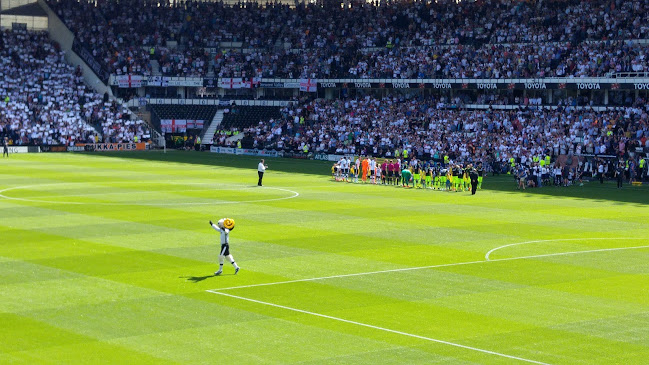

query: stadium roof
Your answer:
[0,2,46,16]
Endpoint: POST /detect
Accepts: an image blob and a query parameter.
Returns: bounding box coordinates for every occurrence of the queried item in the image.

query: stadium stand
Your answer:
[211,105,283,148]
[46,0,649,78]
[219,106,282,130]
[223,96,648,180]
[0,29,149,146]
[2,0,648,187]
[149,104,219,130]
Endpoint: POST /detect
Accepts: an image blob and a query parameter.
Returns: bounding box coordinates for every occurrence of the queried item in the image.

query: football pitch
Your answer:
[1,151,648,364]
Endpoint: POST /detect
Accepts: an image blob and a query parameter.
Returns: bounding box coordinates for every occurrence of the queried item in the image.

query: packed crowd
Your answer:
[558,40,649,77]
[487,0,649,43]
[224,96,648,184]
[350,42,571,79]
[47,0,649,79]
[0,30,150,146]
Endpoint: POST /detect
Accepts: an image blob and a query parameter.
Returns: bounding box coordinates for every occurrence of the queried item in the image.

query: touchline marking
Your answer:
[208,291,550,365]
[0,182,299,206]
[485,237,646,261]
[210,244,649,292]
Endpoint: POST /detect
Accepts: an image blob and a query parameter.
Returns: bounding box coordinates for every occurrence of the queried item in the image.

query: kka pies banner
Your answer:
[80,143,147,151]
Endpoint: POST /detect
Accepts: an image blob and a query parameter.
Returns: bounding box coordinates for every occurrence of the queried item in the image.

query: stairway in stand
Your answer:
[150,60,161,75]
[201,110,224,145]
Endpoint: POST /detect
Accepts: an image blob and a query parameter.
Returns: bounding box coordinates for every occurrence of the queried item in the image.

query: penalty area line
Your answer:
[209,244,649,292]
[207,290,551,365]
[212,259,486,291]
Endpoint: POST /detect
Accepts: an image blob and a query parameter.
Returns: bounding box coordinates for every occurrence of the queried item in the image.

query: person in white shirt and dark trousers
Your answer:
[258,159,268,186]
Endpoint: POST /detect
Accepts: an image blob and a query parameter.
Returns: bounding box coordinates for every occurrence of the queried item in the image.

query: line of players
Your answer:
[332,156,485,192]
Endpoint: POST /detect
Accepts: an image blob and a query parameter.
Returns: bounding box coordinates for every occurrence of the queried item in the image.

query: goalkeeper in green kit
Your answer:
[401,168,414,188]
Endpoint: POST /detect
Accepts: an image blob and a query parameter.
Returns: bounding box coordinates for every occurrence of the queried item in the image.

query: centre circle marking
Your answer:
[0,182,299,206]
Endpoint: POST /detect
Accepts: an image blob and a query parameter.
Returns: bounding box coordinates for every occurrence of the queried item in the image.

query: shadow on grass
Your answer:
[484,175,649,205]
[83,150,332,176]
[181,274,216,282]
[82,150,649,205]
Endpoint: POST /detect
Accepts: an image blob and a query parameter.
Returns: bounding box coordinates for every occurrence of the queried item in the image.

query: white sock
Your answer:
[227,254,239,269]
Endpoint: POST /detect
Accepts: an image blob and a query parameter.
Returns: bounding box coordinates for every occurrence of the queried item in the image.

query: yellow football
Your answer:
[223,218,235,230]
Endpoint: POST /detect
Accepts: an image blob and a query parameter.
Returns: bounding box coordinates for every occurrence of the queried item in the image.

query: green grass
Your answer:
[1,151,648,364]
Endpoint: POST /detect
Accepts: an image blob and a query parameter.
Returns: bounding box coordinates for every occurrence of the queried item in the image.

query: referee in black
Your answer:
[257,159,268,186]
[469,164,479,195]
[2,137,8,158]
[615,162,624,188]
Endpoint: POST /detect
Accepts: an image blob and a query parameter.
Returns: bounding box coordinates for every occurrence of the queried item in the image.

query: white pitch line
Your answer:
[30,188,224,199]
[0,182,299,206]
[490,245,649,262]
[208,291,551,365]
[210,244,649,292]
[485,237,646,261]
[206,245,649,363]
[214,260,487,291]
